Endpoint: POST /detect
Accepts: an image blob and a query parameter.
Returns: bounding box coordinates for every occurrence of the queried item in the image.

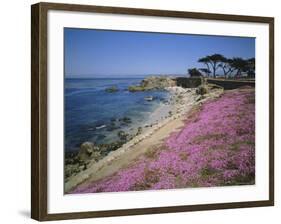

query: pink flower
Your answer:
[71,88,255,194]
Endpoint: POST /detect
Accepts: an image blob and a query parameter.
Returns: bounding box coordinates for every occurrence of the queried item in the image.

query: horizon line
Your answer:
[65,73,186,78]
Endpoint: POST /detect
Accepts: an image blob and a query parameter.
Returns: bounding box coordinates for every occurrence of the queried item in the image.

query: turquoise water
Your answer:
[65,78,169,152]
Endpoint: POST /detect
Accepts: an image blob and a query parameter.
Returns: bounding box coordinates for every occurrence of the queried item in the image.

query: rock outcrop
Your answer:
[128,76,176,92]
[196,83,224,96]
[78,141,101,161]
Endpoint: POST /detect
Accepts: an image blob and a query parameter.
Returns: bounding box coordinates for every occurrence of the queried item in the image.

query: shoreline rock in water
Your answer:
[128,76,176,92]
[105,85,119,93]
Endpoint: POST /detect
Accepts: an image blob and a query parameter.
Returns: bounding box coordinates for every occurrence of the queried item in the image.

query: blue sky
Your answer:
[64,28,255,77]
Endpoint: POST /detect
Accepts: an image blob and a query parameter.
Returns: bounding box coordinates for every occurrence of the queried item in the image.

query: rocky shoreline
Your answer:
[64,86,196,181]
[64,77,224,191]
[64,77,176,180]
[71,87,255,193]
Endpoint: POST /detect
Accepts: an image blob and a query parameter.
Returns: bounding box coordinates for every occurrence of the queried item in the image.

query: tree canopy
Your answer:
[198,54,225,78]
[188,68,202,77]
[193,54,255,79]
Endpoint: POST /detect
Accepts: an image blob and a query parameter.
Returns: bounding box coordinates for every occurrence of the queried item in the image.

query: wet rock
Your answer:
[65,158,74,165]
[78,141,99,160]
[79,163,87,171]
[65,165,74,178]
[91,151,102,162]
[65,164,80,178]
[107,121,120,131]
[105,85,119,93]
[98,141,124,156]
[136,127,142,135]
[128,85,147,92]
[119,116,132,124]
[118,130,129,141]
[64,151,79,165]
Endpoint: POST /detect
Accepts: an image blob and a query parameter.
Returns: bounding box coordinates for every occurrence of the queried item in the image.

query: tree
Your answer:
[230,58,248,78]
[198,54,225,78]
[219,57,234,79]
[188,68,202,77]
[246,58,255,78]
[199,68,211,77]
[198,57,211,77]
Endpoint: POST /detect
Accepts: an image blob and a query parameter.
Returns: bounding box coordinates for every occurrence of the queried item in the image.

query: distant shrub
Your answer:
[188,68,202,77]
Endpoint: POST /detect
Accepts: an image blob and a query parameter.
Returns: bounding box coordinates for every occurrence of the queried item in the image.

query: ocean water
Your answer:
[65,78,170,152]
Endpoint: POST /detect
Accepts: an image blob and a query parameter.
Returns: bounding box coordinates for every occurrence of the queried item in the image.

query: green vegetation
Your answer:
[191,53,255,79]
[188,68,202,77]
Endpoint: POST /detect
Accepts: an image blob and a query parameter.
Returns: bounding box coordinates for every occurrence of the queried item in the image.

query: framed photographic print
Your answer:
[31,2,274,221]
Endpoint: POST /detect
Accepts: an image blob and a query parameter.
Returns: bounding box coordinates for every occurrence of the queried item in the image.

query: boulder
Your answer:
[78,141,99,161]
[90,151,102,162]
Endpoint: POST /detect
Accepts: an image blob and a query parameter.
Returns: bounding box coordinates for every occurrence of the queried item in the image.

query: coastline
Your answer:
[65,86,224,193]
